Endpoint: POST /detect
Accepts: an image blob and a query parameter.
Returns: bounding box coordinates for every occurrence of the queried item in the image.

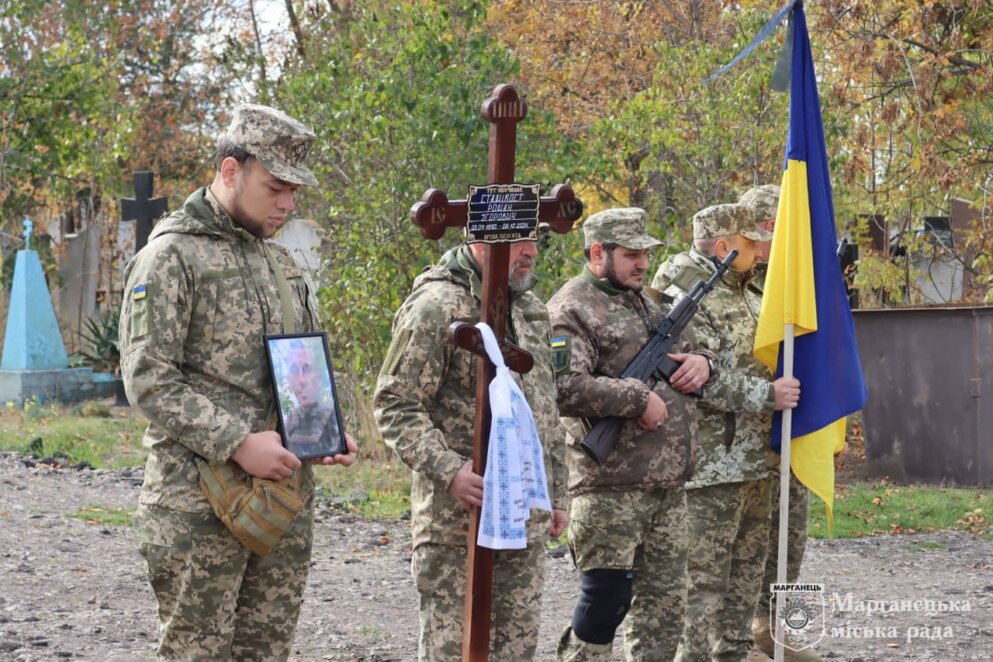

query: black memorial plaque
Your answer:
[466,183,540,243]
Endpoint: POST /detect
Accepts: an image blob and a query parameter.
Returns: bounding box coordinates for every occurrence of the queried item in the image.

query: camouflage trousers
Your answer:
[676,477,772,662]
[756,470,809,617]
[557,488,687,662]
[411,541,546,661]
[135,500,314,661]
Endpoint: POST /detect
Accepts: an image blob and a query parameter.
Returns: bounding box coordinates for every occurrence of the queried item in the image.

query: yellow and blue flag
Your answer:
[753,4,868,526]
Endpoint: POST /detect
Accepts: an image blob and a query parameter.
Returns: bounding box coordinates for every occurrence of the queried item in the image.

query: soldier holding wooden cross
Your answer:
[374,84,578,660]
[374,237,569,659]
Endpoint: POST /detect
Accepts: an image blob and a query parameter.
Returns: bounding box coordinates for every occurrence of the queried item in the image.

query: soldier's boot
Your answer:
[752,617,822,661]
[556,627,613,662]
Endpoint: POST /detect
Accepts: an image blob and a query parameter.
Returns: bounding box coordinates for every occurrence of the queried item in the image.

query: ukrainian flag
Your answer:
[753,4,868,527]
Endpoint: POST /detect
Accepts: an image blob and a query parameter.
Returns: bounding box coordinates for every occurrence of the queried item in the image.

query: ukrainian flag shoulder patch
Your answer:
[551,336,571,373]
[132,284,148,301]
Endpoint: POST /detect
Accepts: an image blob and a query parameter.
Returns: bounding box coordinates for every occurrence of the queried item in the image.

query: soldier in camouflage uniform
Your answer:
[283,400,339,457]
[547,208,717,661]
[652,203,801,662]
[120,104,356,661]
[373,239,569,661]
[738,186,819,662]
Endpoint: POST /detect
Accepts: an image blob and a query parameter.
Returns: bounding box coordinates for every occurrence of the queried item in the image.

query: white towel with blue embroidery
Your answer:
[476,322,552,550]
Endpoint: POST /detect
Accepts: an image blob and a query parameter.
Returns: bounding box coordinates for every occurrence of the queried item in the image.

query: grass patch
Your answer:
[808,480,993,539]
[0,399,148,469]
[1,400,415,519]
[314,458,411,520]
[68,505,135,527]
[357,624,390,640]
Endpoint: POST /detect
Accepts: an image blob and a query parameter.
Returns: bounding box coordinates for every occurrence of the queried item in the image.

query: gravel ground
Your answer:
[2,450,992,661]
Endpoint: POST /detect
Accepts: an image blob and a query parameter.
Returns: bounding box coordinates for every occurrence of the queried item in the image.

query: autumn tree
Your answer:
[274,0,580,439]
[0,0,251,234]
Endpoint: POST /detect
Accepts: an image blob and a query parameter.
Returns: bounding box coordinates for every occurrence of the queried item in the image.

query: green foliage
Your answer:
[581,6,789,248]
[73,301,121,375]
[276,0,581,439]
[0,401,147,469]
[314,460,412,520]
[851,255,907,306]
[0,0,247,231]
[68,505,135,527]
[808,481,993,539]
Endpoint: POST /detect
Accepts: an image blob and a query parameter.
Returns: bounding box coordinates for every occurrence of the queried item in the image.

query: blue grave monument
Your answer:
[0,219,116,404]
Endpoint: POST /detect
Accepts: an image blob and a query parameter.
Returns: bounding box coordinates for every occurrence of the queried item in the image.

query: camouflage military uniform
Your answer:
[757,472,808,617]
[652,204,778,662]
[284,401,340,457]
[548,208,714,661]
[373,245,567,661]
[121,105,322,661]
[742,186,814,658]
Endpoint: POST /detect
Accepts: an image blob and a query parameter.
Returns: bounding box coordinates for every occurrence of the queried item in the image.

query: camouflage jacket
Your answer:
[120,187,320,512]
[373,246,567,548]
[284,401,339,458]
[546,267,708,495]
[651,249,777,488]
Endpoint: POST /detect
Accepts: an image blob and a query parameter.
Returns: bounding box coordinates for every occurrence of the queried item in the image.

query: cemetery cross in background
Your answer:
[120,171,167,253]
[410,83,583,661]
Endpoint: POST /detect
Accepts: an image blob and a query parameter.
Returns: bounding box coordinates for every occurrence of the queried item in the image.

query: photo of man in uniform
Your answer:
[277,337,344,458]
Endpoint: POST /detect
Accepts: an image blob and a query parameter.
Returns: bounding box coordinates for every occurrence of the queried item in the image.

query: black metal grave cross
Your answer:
[121,171,167,252]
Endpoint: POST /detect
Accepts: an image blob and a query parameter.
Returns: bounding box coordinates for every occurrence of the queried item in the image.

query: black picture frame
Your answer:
[264,332,347,460]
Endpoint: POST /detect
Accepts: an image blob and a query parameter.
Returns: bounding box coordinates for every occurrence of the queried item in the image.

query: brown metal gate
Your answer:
[853,305,993,485]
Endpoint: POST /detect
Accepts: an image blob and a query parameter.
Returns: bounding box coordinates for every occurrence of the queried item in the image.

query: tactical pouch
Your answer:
[195,458,304,556]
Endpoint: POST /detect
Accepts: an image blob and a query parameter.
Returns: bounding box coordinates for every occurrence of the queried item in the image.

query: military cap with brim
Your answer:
[583,207,663,250]
[693,203,773,241]
[223,104,319,187]
[738,185,781,223]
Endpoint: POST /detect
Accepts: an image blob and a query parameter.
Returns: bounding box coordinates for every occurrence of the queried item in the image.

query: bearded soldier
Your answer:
[374,238,569,660]
[548,208,716,660]
[121,104,356,661]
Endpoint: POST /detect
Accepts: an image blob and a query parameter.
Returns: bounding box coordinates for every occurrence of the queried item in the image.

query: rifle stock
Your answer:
[578,250,738,466]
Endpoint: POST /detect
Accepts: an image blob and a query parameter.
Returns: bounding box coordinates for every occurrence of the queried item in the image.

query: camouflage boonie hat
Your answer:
[582,207,662,250]
[223,104,319,187]
[738,185,781,223]
[693,203,773,241]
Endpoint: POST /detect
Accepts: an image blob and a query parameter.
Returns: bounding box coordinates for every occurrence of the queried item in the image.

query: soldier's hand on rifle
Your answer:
[448,460,484,509]
[773,377,801,410]
[549,508,569,538]
[666,352,710,393]
[232,430,302,480]
[637,391,669,431]
[307,433,359,468]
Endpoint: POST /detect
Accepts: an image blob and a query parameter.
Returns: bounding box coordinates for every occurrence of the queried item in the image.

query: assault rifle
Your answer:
[579,250,738,466]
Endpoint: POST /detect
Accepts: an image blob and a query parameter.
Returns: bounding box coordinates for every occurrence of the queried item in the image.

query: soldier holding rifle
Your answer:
[547,208,717,661]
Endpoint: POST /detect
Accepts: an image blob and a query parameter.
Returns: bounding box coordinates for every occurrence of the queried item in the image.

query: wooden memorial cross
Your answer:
[410,84,583,660]
[121,171,167,252]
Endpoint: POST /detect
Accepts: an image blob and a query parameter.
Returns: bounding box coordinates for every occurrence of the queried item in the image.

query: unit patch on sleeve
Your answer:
[550,336,571,374]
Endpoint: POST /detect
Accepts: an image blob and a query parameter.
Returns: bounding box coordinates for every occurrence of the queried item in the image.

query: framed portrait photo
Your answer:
[264,332,347,460]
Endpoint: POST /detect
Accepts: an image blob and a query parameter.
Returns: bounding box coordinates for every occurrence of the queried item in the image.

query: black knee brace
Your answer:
[570,568,634,645]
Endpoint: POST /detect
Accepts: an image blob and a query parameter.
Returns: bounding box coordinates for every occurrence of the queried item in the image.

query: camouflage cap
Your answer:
[738,184,780,223]
[222,104,319,187]
[582,207,663,250]
[693,203,773,241]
